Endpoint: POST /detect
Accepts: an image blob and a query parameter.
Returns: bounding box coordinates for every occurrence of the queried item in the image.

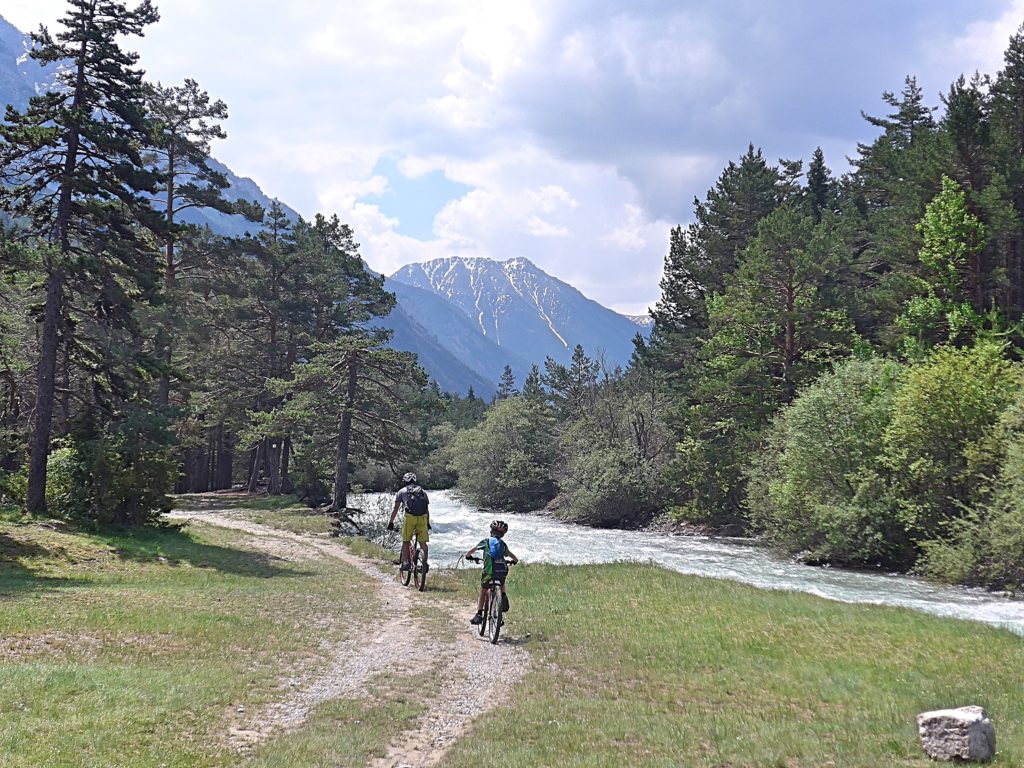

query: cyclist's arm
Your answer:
[387,496,402,527]
[505,548,519,564]
[465,542,483,558]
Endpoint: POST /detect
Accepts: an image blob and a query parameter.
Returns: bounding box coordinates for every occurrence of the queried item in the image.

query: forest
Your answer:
[3,1,1024,590]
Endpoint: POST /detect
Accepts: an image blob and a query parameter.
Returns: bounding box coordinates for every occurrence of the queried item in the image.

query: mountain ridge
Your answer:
[390,256,647,374]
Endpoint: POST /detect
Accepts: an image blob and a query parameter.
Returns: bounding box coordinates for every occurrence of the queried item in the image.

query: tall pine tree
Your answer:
[0,0,161,512]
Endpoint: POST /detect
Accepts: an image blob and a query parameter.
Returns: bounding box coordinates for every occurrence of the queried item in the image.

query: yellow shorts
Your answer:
[402,514,429,543]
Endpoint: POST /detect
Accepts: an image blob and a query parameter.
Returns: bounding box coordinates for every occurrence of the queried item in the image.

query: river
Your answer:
[357,489,1024,636]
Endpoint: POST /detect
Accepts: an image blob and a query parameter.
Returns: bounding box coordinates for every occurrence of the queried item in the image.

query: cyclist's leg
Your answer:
[400,515,415,568]
[414,515,429,566]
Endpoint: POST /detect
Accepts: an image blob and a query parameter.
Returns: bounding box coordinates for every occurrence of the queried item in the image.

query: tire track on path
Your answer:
[169,506,530,767]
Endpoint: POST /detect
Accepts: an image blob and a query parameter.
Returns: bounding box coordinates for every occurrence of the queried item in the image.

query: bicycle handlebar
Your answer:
[466,555,517,565]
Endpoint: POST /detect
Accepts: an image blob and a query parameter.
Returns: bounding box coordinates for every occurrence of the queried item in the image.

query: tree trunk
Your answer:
[331,358,359,511]
[26,270,65,513]
[216,425,234,490]
[247,441,263,493]
[265,436,282,495]
[280,435,294,494]
[157,148,176,408]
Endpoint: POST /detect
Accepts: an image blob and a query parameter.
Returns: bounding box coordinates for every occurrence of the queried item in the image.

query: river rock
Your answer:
[917,705,995,762]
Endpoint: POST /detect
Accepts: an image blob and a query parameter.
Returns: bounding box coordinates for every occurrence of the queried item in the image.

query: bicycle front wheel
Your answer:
[487,588,503,644]
[413,544,427,591]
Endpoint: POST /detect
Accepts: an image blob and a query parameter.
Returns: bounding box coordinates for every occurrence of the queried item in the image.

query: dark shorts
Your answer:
[482,562,508,588]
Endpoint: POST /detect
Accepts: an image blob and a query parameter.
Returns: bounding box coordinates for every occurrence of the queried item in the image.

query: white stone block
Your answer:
[917,705,995,762]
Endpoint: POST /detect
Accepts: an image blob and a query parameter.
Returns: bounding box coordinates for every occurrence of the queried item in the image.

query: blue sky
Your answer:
[2,0,1023,313]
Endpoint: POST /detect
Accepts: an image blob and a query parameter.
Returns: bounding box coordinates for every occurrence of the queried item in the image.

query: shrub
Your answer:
[46,411,176,527]
[883,342,1022,545]
[917,388,1024,588]
[449,396,556,512]
[748,357,907,566]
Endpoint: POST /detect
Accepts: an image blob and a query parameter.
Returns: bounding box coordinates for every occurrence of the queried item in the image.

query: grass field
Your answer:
[0,517,379,768]
[2,501,1022,767]
[444,562,1024,767]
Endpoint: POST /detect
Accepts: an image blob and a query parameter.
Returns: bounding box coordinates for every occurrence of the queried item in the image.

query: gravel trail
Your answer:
[169,506,530,767]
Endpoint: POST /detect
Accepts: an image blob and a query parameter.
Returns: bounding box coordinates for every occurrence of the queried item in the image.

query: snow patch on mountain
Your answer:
[389,256,648,371]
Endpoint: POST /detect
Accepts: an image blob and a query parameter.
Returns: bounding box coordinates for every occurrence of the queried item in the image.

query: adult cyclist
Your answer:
[387,472,429,573]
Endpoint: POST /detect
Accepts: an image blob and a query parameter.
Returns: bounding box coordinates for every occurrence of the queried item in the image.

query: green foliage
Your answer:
[449,396,557,512]
[557,440,659,527]
[897,176,987,352]
[0,466,25,514]
[916,387,1024,588]
[749,357,907,566]
[554,372,671,527]
[882,342,1022,544]
[46,412,176,527]
[416,422,459,488]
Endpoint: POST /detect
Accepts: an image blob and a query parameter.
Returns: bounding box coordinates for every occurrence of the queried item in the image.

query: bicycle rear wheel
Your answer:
[413,544,427,591]
[478,587,489,637]
[487,587,503,644]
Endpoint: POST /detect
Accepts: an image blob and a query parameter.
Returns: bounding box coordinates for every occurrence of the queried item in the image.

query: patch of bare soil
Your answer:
[169,505,530,767]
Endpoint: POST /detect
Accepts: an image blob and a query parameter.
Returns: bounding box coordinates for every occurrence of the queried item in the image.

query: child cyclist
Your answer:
[465,519,519,625]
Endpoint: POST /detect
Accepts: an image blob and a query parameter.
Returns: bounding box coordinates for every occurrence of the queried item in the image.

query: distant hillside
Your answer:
[390,256,648,374]
[0,15,58,112]
[0,14,300,235]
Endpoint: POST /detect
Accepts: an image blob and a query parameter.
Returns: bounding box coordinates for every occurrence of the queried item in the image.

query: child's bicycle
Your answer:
[400,533,428,591]
[467,555,514,644]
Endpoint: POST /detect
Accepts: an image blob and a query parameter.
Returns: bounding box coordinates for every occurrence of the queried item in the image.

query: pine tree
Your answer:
[543,346,598,419]
[522,364,546,401]
[496,365,518,400]
[805,147,835,223]
[849,75,947,347]
[647,145,789,384]
[263,332,426,512]
[0,0,161,512]
[144,78,231,406]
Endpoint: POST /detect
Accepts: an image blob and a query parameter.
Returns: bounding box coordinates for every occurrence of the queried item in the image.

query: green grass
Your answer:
[443,562,1024,768]
[5,506,1023,767]
[246,671,434,767]
[0,518,378,768]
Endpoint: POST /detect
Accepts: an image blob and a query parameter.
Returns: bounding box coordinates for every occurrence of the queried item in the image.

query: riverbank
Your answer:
[1,498,1023,766]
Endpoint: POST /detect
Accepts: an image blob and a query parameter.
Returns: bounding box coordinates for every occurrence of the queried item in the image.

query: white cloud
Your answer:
[5,0,1022,314]
[948,0,1024,75]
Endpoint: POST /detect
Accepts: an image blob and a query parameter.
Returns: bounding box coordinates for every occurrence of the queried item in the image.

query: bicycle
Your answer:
[400,532,428,591]
[467,556,514,644]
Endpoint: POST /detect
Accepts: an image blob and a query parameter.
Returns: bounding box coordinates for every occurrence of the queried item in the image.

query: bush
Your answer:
[450,396,556,512]
[983,393,1024,588]
[917,388,1024,588]
[749,357,907,566]
[883,342,1022,544]
[557,441,662,526]
[0,467,26,518]
[554,399,668,526]
[46,412,177,527]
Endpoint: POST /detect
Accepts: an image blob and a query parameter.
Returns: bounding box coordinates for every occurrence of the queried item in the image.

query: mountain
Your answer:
[389,257,647,376]
[377,278,538,398]
[378,283,499,398]
[0,15,300,235]
[0,15,59,111]
[0,14,643,398]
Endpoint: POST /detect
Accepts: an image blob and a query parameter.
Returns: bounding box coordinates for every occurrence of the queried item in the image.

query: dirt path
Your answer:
[169,506,530,768]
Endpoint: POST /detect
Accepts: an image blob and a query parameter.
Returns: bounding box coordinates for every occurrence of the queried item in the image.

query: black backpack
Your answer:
[406,486,429,516]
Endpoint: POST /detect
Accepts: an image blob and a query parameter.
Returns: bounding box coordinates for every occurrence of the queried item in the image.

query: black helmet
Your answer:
[490,519,508,537]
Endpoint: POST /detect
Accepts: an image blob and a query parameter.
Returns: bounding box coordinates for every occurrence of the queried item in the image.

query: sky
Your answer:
[2,1,1023,314]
